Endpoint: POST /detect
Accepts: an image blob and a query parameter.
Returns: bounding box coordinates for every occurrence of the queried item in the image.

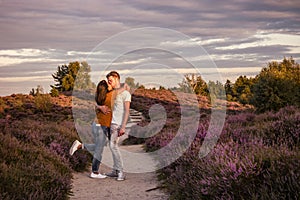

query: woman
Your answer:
[69,80,128,178]
[69,80,113,179]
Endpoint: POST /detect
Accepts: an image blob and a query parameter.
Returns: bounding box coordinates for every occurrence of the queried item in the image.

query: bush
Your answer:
[0,132,72,200]
[50,87,60,97]
[0,94,92,199]
[34,94,52,113]
[162,141,300,200]
[146,106,300,199]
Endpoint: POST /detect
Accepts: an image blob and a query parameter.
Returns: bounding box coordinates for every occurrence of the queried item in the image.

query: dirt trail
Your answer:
[70,144,168,200]
[70,109,169,200]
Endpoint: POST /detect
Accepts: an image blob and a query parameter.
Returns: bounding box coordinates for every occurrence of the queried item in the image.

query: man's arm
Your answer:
[118,101,130,136]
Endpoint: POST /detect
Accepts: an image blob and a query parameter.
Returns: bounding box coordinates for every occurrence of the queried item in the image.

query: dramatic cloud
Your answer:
[0,0,299,95]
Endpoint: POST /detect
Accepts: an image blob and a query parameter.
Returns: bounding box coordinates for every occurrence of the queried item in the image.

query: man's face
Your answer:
[107,76,118,89]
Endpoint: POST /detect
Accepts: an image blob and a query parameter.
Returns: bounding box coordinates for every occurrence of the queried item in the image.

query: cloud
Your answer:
[0,75,51,83]
[216,32,300,50]
[0,48,67,67]
[0,0,300,95]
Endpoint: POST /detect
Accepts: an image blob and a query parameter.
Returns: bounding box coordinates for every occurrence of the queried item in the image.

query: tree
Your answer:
[30,85,44,96]
[50,87,59,97]
[207,80,226,102]
[225,79,234,101]
[51,61,94,92]
[74,61,94,91]
[178,74,208,96]
[251,57,300,112]
[125,77,137,89]
[231,75,256,105]
[51,64,68,91]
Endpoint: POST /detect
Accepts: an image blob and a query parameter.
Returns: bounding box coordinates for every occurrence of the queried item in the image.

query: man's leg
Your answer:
[109,124,123,171]
[107,123,125,180]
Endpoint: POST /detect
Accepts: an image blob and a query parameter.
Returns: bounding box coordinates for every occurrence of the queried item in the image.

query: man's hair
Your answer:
[106,71,120,79]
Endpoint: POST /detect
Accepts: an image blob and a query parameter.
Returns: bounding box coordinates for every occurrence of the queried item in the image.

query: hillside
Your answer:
[1,89,299,199]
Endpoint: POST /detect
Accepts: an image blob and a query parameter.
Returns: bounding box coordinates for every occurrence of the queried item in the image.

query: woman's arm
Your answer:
[95,105,111,115]
[117,83,131,94]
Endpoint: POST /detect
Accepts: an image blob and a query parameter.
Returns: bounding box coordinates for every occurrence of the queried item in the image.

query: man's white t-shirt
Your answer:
[111,90,131,125]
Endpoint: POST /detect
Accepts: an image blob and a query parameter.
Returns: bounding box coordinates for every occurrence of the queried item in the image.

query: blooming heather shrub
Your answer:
[0,94,92,199]
[162,140,300,200]
[0,132,72,200]
[2,118,91,172]
[145,106,300,199]
[0,118,91,199]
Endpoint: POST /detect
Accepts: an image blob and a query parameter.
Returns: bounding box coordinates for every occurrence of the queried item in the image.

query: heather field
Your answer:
[0,94,91,200]
[0,88,299,199]
[130,89,300,199]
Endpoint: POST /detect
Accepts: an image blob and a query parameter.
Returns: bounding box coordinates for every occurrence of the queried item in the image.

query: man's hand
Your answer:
[118,127,126,137]
[96,105,111,115]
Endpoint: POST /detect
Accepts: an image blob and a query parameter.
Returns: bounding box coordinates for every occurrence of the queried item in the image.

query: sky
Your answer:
[0,0,300,96]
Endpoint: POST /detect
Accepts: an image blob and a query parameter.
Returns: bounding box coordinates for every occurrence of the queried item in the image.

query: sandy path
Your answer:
[70,144,168,200]
[70,109,168,199]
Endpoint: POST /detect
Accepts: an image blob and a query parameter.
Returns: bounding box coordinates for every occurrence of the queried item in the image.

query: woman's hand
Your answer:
[96,105,111,115]
[124,83,130,91]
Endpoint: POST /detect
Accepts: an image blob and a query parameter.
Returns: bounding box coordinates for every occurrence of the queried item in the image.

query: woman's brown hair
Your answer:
[95,80,108,105]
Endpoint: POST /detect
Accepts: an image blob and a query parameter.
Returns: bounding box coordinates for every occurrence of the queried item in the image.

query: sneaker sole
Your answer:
[90,176,107,179]
[116,176,126,181]
[106,175,118,178]
[69,140,80,155]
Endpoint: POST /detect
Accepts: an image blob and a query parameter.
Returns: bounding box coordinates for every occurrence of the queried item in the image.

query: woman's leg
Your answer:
[83,122,98,153]
[92,125,109,172]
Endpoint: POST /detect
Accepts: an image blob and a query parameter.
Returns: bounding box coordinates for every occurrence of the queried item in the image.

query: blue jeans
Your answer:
[84,122,110,173]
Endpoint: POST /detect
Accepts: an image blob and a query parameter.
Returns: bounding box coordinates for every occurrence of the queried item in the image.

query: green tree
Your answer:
[51,64,69,92]
[251,57,300,112]
[74,61,94,91]
[125,77,137,89]
[178,74,208,96]
[50,87,59,97]
[225,79,234,101]
[51,61,93,92]
[30,85,44,96]
[232,75,256,105]
[207,80,226,102]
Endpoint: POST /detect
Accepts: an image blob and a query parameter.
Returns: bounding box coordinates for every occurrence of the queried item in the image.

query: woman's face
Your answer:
[107,82,112,91]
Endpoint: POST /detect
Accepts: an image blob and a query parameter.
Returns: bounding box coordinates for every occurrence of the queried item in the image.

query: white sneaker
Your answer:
[69,140,81,155]
[90,172,107,179]
[105,170,118,178]
[117,170,125,181]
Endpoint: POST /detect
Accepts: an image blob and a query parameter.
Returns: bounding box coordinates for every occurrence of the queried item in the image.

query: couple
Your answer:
[69,71,131,181]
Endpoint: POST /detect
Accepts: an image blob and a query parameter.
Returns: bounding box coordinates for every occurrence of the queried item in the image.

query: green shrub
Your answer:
[34,94,52,112]
[50,87,60,97]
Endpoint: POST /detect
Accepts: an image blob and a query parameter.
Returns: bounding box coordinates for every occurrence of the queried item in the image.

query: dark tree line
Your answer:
[50,58,299,113]
[179,57,300,112]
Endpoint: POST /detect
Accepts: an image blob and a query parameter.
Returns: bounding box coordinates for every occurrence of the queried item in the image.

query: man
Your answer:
[105,71,131,181]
